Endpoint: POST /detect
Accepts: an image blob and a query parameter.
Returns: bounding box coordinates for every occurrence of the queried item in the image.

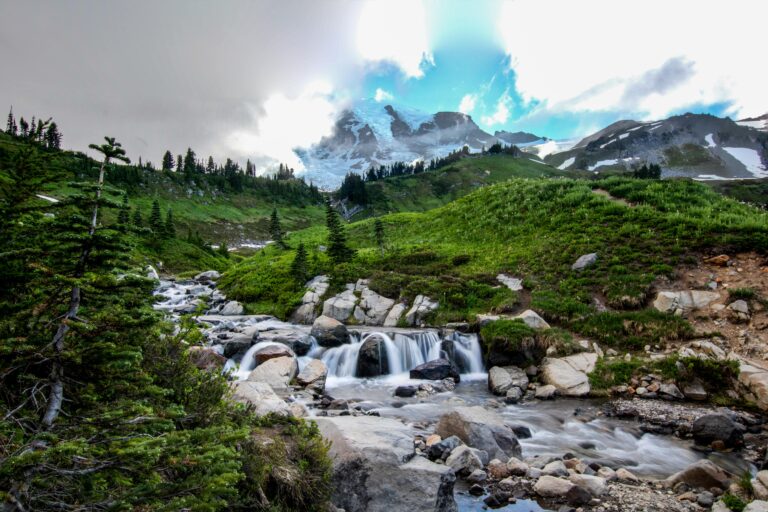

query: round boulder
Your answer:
[691,414,743,448]
[253,344,296,366]
[310,315,350,347]
[356,335,390,377]
[410,358,461,383]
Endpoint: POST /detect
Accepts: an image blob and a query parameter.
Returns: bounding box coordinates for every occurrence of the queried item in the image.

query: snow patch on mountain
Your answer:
[722,147,768,178]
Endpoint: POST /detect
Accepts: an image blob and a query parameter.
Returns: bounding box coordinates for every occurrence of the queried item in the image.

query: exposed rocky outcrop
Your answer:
[406,295,439,326]
[653,290,720,315]
[540,352,597,397]
[316,416,458,512]
[383,303,407,327]
[291,275,330,324]
[487,366,529,396]
[322,289,358,322]
[355,287,395,325]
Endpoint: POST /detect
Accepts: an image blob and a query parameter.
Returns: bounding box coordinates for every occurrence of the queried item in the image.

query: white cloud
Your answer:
[225,80,340,172]
[458,93,477,113]
[498,0,768,119]
[374,88,394,102]
[357,0,433,78]
[481,90,512,126]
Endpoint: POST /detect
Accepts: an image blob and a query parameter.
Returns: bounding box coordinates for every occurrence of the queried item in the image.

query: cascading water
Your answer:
[317,329,484,379]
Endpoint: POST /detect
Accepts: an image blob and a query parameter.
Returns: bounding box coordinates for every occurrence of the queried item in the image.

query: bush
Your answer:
[729,287,758,302]
[720,492,746,512]
[572,310,694,349]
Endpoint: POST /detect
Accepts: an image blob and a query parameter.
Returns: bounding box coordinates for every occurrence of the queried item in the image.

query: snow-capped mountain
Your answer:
[738,113,768,132]
[542,113,768,180]
[295,100,501,188]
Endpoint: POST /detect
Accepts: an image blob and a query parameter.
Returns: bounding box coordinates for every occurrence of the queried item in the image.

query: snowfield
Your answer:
[722,147,768,178]
[558,156,575,170]
[705,133,716,148]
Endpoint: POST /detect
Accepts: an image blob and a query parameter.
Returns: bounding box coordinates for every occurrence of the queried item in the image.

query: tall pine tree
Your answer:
[132,207,143,228]
[374,218,385,255]
[162,150,174,171]
[149,199,163,234]
[325,198,353,263]
[269,208,288,249]
[117,194,130,227]
[164,208,176,238]
[290,242,309,283]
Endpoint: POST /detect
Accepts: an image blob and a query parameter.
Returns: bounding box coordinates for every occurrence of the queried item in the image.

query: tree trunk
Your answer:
[42,159,107,428]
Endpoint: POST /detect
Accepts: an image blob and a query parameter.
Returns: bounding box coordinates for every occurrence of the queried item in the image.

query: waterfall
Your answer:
[318,329,484,378]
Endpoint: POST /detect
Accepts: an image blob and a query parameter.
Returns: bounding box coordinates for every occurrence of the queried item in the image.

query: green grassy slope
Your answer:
[357,155,581,217]
[223,176,768,347]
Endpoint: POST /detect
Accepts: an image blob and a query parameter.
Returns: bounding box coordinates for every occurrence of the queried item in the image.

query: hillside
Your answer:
[353,154,576,218]
[544,113,768,179]
[223,175,768,328]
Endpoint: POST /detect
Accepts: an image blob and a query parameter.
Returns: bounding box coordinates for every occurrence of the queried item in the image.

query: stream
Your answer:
[154,276,751,511]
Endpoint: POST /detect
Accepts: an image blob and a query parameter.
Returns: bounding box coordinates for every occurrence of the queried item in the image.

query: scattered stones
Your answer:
[310,315,350,347]
[572,253,598,271]
[194,270,220,282]
[682,380,708,401]
[542,460,569,477]
[507,457,529,476]
[569,474,606,497]
[427,435,463,461]
[615,468,639,483]
[497,274,524,291]
[505,387,525,404]
[728,300,751,322]
[259,329,314,355]
[704,255,730,267]
[540,353,597,397]
[410,358,460,383]
[534,475,574,498]
[487,459,511,479]
[659,383,684,400]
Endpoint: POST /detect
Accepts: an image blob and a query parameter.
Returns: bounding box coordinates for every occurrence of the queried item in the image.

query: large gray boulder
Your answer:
[310,315,350,347]
[405,295,439,326]
[258,329,313,355]
[296,359,327,393]
[514,309,550,329]
[653,290,720,315]
[358,288,395,325]
[383,303,407,327]
[291,275,330,324]
[356,335,390,377]
[219,300,244,316]
[435,406,521,461]
[488,366,529,395]
[540,353,598,397]
[445,445,487,476]
[230,381,291,417]
[571,253,598,271]
[322,289,358,322]
[316,416,458,512]
[410,359,460,383]
[691,414,743,448]
[252,344,295,366]
[195,270,220,282]
[246,356,298,391]
[665,460,733,490]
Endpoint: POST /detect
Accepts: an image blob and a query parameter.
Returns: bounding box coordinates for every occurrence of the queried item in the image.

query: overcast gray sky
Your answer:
[2,0,765,173]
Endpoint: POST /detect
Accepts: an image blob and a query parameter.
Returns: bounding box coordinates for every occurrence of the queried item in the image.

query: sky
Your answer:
[1,0,765,174]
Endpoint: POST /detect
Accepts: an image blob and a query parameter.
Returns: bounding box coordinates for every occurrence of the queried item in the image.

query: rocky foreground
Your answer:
[152,264,768,512]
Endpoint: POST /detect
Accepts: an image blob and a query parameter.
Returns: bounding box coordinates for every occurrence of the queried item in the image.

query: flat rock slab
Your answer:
[540,353,598,396]
[316,416,457,512]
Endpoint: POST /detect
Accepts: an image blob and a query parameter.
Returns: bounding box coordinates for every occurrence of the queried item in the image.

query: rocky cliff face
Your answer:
[543,113,768,179]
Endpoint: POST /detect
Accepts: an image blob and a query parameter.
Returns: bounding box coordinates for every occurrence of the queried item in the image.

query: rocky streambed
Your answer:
[153,270,768,512]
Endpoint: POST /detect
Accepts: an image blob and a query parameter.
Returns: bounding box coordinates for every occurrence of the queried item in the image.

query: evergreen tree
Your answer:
[218,241,230,258]
[325,198,353,263]
[374,218,385,255]
[206,155,215,174]
[149,199,163,234]
[164,208,176,238]
[162,150,174,170]
[132,207,143,228]
[290,242,309,283]
[183,147,196,181]
[45,121,61,148]
[18,117,28,137]
[6,107,17,135]
[269,207,288,249]
[41,136,130,427]
[176,154,183,172]
[117,194,131,227]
